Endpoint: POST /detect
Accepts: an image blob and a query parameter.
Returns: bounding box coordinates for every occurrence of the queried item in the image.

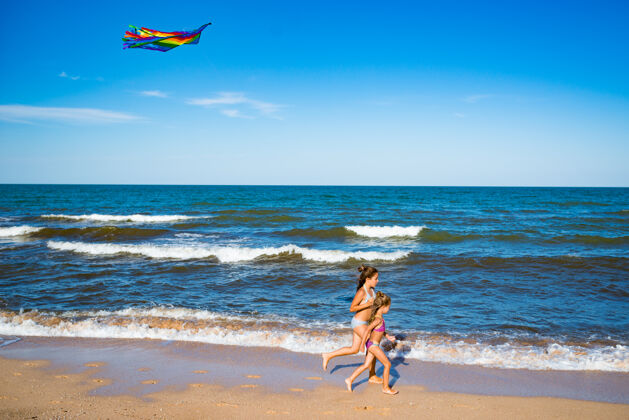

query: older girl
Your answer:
[322,265,381,384]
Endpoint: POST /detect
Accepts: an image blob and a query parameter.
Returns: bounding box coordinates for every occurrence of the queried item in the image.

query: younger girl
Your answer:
[345,292,398,395]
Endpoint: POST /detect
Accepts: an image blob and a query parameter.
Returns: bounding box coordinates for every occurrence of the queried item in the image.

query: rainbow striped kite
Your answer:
[122,23,211,52]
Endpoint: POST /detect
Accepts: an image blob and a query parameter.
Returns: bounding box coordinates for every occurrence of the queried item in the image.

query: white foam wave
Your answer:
[0,308,347,355]
[42,214,204,223]
[66,307,346,330]
[390,339,628,372]
[174,233,206,239]
[345,225,425,238]
[47,240,409,263]
[0,225,43,237]
[1,308,627,372]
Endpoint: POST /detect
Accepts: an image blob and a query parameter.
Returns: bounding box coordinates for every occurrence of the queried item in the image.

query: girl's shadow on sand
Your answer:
[329,353,408,389]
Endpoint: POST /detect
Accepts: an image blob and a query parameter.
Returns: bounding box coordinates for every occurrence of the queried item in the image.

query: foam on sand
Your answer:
[0,308,626,372]
[345,225,425,238]
[391,337,629,372]
[47,240,410,263]
[0,225,43,237]
[42,214,205,223]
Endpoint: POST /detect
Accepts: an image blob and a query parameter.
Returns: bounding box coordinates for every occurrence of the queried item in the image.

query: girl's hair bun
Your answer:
[356,264,378,291]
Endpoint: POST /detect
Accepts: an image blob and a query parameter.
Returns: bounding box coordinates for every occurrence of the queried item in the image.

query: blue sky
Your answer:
[1,0,627,186]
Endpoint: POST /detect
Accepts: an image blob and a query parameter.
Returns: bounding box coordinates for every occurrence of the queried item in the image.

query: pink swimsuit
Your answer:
[365,318,385,351]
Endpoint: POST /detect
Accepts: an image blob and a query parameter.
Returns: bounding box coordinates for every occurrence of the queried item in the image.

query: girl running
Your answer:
[345,292,398,395]
[322,265,382,384]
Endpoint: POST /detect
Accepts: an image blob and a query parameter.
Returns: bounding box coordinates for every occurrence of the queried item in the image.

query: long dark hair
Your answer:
[356,264,378,291]
[368,291,391,323]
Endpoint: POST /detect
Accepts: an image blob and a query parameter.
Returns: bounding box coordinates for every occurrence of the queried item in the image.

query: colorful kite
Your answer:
[122,23,211,52]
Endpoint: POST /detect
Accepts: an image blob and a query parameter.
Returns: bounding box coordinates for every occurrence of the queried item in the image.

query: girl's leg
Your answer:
[369,347,398,395]
[344,352,375,392]
[322,325,365,370]
[368,357,382,384]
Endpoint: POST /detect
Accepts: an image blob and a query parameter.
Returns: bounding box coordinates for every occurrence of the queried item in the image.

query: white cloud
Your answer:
[140,90,168,98]
[187,92,283,119]
[463,94,493,103]
[220,109,254,119]
[59,71,80,81]
[0,105,142,124]
[454,113,466,118]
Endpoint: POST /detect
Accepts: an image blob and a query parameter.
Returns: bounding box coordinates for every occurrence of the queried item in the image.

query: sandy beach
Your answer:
[3,0,628,417]
[1,337,628,419]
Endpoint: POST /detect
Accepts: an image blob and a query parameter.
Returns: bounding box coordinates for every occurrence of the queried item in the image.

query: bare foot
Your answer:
[368,376,383,384]
[382,387,398,395]
[345,378,353,392]
[322,354,329,371]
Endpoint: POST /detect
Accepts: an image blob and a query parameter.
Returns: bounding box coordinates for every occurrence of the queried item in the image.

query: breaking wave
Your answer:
[345,225,426,238]
[1,308,626,372]
[0,225,43,237]
[280,225,426,240]
[42,214,207,223]
[46,240,409,263]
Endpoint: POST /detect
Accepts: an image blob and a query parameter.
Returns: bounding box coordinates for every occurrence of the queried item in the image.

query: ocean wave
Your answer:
[174,233,207,239]
[407,253,629,271]
[345,225,426,238]
[241,209,281,215]
[281,227,353,239]
[191,201,218,206]
[419,229,482,243]
[1,308,626,372]
[31,226,170,241]
[392,337,628,372]
[280,226,425,240]
[418,230,629,245]
[213,215,259,223]
[172,222,209,229]
[267,215,303,222]
[417,230,624,245]
[46,240,409,263]
[544,201,612,207]
[0,308,345,355]
[545,234,629,246]
[0,225,43,237]
[41,214,206,223]
[213,214,302,223]
[281,226,532,243]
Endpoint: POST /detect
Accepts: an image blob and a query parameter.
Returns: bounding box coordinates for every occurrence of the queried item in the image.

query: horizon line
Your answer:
[0,183,627,188]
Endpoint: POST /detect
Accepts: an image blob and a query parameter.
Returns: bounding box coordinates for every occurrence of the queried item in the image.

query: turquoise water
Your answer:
[0,185,627,371]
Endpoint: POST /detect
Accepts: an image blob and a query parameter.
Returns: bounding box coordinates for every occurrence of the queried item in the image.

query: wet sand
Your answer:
[1,336,628,419]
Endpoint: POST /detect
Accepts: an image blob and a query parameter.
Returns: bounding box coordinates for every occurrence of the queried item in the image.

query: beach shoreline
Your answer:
[1,336,627,419]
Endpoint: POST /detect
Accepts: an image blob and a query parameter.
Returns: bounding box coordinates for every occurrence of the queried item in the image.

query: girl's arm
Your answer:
[383,324,395,342]
[349,289,373,313]
[360,318,382,348]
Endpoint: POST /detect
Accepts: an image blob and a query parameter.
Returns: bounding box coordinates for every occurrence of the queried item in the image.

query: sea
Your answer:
[0,185,627,372]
